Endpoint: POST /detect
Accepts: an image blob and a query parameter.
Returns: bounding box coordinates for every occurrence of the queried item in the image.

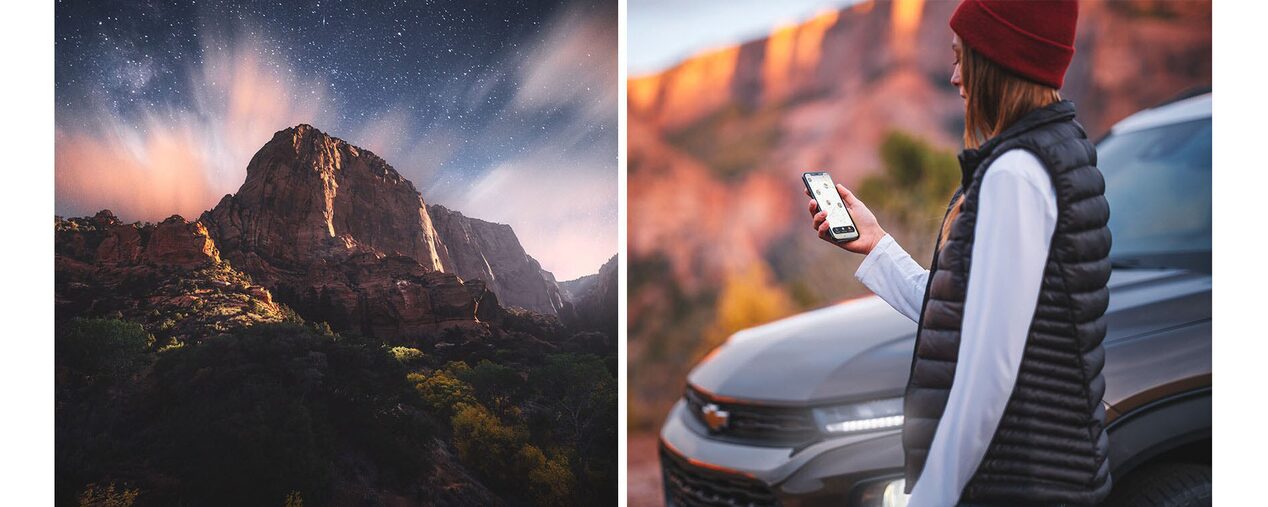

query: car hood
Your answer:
[687,268,1209,407]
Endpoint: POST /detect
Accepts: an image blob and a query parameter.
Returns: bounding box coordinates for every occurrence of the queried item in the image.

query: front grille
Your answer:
[684,387,820,446]
[661,446,779,507]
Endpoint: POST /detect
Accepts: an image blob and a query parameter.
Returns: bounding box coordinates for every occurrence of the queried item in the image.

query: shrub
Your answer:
[56,318,152,384]
[517,445,574,506]
[139,323,434,504]
[77,482,139,507]
[411,366,477,417]
[388,346,425,366]
[451,403,528,489]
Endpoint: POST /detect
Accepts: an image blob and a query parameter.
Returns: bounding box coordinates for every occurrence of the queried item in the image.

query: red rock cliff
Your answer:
[202,124,446,271]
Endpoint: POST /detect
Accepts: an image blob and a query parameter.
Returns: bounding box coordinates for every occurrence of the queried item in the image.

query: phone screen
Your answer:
[806,172,858,240]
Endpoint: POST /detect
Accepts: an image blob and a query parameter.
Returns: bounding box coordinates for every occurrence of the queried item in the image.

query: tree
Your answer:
[56,318,152,384]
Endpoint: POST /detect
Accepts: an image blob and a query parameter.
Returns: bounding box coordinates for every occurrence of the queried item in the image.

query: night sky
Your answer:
[55,0,617,280]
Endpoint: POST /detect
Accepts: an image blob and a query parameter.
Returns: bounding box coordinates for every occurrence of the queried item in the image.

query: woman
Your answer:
[809,1,1111,506]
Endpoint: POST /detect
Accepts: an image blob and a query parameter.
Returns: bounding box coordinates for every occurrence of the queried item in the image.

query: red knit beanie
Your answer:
[949,0,1078,89]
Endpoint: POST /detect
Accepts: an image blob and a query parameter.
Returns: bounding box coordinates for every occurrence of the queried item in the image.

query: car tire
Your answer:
[1104,462,1211,507]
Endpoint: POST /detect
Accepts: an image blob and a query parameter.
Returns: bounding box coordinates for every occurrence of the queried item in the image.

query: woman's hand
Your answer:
[807,183,887,255]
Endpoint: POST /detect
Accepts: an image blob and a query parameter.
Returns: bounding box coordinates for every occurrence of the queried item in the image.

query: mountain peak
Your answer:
[206,124,446,272]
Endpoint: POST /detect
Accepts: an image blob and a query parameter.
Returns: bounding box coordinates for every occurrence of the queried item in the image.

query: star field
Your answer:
[55,0,617,279]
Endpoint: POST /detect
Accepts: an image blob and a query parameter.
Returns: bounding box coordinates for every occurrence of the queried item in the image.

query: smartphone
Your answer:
[802,171,860,243]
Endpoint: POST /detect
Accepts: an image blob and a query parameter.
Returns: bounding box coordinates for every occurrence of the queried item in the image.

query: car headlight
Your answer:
[881,478,910,507]
[812,396,903,434]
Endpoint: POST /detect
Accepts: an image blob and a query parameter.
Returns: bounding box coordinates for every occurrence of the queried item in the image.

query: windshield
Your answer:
[1098,117,1212,271]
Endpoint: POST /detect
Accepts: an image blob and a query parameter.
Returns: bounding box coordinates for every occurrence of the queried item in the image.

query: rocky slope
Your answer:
[427,204,566,315]
[55,210,285,343]
[560,255,617,339]
[57,124,597,345]
[558,272,597,303]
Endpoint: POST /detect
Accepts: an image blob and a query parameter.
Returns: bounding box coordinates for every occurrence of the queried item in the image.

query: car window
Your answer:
[1098,118,1212,262]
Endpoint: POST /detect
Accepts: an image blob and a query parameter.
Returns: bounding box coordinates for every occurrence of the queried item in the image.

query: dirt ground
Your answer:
[628,432,664,507]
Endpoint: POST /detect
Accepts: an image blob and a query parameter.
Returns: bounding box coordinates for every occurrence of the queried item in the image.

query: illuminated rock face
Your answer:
[203,124,446,272]
[54,211,284,342]
[428,204,567,316]
[199,124,503,340]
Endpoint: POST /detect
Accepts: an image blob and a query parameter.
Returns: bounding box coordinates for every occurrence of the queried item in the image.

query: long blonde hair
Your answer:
[938,41,1062,250]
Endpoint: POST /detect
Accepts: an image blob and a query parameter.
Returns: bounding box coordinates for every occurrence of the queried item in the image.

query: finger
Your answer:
[836,184,861,208]
[818,220,830,236]
[813,211,827,230]
[808,198,819,215]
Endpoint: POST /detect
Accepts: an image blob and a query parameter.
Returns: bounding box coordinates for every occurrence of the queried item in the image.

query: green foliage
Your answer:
[388,346,425,366]
[451,403,530,487]
[860,131,960,235]
[410,364,477,417]
[529,354,617,503]
[56,318,152,384]
[460,359,523,413]
[77,482,139,507]
[450,402,578,505]
[142,323,434,504]
[517,444,574,506]
[57,322,436,506]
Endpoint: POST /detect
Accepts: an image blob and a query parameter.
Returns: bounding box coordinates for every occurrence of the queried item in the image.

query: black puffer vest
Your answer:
[902,100,1113,505]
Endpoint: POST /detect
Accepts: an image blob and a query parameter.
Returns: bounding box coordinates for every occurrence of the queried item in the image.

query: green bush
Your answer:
[56,318,152,384]
[451,403,528,488]
[410,366,477,417]
[859,131,961,235]
[388,346,425,366]
[517,444,574,506]
[56,322,436,505]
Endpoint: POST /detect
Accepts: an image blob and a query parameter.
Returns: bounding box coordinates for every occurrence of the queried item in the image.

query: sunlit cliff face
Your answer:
[628,44,739,128]
[762,10,839,103]
[629,0,929,124]
[891,0,926,61]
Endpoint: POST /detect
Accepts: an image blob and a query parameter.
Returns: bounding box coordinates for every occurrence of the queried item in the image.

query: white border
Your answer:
[617,0,630,505]
[14,0,1268,504]
[0,0,55,504]
[1211,0,1267,503]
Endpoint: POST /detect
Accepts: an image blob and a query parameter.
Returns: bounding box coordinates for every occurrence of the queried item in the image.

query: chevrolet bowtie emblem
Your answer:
[702,403,729,432]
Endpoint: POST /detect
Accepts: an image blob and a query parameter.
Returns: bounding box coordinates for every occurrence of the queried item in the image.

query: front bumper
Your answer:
[660,399,906,506]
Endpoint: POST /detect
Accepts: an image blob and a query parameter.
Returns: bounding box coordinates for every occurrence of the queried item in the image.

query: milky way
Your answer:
[55,0,617,279]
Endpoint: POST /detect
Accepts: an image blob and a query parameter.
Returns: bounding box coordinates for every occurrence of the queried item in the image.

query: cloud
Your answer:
[54,3,617,279]
[56,32,335,221]
[512,3,619,127]
[433,2,619,279]
[461,145,616,281]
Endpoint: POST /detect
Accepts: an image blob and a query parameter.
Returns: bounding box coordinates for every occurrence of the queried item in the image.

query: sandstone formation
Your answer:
[58,124,598,346]
[560,255,618,335]
[201,124,503,341]
[201,124,446,271]
[428,204,566,315]
[55,211,283,343]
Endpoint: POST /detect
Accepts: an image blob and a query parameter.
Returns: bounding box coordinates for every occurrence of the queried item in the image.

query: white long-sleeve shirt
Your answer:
[854,149,1058,507]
